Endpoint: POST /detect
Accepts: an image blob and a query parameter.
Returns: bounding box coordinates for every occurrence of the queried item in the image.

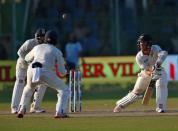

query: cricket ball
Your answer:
[62,13,68,19]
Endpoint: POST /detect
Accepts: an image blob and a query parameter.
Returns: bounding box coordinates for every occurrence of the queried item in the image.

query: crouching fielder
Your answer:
[11,28,47,114]
[17,30,69,118]
[113,34,168,113]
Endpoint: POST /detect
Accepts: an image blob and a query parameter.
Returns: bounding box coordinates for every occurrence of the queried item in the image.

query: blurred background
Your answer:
[0,0,178,60]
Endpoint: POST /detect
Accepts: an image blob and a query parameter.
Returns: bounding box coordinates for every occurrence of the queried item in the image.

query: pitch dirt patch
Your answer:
[1,109,178,118]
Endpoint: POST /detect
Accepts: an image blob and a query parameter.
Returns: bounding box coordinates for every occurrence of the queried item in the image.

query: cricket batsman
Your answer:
[11,28,47,114]
[17,30,69,118]
[113,34,168,113]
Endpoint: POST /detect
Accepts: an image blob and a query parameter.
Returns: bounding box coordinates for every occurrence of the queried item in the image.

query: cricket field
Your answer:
[0,83,178,131]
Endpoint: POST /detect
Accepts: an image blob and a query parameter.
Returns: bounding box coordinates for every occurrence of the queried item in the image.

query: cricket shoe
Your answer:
[17,113,24,118]
[113,104,123,113]
[30,107,46,113]
[156,108,165,113]
[17,109,26,118]
[54,113,69,118]
[11,108,18,114]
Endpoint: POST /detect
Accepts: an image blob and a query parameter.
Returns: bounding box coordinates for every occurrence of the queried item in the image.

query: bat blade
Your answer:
[142,80,156,105]
[142,87,153,105]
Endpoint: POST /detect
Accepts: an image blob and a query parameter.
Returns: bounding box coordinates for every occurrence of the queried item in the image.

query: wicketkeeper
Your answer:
[113,34,168,113]
[17,30,69,118]
[11,28,47,114]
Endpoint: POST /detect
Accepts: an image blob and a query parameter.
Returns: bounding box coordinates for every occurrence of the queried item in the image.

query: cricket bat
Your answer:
[142,80,156,105]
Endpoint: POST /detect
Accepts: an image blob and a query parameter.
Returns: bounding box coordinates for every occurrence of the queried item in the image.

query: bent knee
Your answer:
[16,77,25,85]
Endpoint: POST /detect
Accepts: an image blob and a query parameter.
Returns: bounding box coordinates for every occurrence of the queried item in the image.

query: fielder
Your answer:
[11,28,47,114]
[17,30,69,118]
[113,34,168,113]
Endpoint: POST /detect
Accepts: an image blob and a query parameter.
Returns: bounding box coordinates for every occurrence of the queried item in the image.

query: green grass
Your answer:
[1,115,178,131]
[1,83,178,131]
[1,98,178,131]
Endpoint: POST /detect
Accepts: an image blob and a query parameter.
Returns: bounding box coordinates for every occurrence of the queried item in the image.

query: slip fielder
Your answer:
[11,28,47,114]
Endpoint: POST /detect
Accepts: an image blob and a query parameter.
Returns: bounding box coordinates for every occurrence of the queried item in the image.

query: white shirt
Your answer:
[136,45,168,70]
[17,38,38,69]
[18,38,38,59]
[25,43,67,75]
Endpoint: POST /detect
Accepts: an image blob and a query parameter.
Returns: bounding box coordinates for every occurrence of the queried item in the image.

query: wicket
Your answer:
[69,70,82,112]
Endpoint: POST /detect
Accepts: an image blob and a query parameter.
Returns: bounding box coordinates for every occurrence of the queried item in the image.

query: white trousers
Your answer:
[19,66,69,114]
[11,59,46,111]
[155,70,168,110]
[134,70,168,110]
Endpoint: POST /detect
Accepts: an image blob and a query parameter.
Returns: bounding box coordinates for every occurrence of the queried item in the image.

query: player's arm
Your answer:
[17,40,31,59]
[56,50,67,77]
[154,45,168,68]
[25,47,35,63]
[151,46,167,80]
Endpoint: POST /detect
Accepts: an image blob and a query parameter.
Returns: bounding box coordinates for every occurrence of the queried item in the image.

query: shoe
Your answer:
[17,113,24,118]
[54,113,69,118]
[17,109,25,118]
[30,108,46,113]
[113,104,122,113]
[156,108,165,113]
[11,108,18,114]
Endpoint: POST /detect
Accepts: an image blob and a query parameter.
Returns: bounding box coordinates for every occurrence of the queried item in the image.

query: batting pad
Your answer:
[134,74,152,92]
[116,92,140,108]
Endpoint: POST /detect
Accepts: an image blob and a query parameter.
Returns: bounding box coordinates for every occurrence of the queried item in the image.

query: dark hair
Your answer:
[137,33,153,50]
[45,30,58,45]
[35,28,46,38]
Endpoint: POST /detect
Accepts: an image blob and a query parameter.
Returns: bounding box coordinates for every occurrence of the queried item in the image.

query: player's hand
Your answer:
[138,69,152,77]
[151,67,162,80]
[152,62,161,71]
[144,68,153,76]
[145,70,152,76]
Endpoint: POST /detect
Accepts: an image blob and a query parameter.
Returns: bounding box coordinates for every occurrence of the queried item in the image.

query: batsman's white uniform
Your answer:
[136,45,168,111]
[18,43,69,115]
[114,45,168,112]
[11,38,47,113]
